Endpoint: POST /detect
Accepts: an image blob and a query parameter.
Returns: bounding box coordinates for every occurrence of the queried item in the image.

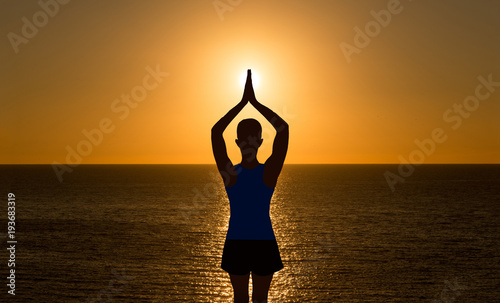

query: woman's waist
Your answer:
[229,213,271,221]
[226,219,276,240]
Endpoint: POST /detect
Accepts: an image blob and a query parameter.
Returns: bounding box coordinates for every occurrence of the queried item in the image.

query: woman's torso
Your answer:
[224,163,276,240]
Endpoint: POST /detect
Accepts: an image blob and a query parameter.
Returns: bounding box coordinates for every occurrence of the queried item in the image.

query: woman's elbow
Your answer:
[277,121,289,133]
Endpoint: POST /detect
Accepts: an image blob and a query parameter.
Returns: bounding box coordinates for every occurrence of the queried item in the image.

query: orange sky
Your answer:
[1,0,499,164]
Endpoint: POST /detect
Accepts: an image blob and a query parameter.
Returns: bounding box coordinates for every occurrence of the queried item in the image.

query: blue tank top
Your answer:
[225,163,276,240]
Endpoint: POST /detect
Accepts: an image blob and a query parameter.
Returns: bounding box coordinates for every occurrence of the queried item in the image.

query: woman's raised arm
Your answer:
[211,71,254,186]
[246,70,289,188]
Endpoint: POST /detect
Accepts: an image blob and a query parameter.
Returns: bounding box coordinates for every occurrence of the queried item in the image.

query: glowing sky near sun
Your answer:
[1,0,499,164]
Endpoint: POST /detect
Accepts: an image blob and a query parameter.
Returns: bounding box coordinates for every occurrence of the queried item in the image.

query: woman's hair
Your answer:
[237,118,262,140]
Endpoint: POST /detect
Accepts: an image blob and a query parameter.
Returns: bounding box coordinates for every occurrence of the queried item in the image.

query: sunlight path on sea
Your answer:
[203,166,303,302]
[195,165,340,302]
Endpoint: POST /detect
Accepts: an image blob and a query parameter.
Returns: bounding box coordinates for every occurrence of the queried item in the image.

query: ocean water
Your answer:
[1,164,499,302]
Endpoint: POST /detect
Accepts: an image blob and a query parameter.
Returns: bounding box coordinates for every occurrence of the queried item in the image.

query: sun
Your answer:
[239,70,260,89]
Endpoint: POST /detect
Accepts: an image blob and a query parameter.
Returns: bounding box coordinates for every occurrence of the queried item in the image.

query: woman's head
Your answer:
[236,119,263,151]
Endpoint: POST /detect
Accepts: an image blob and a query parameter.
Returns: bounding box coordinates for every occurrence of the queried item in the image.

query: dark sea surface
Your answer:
[0,164,499,302]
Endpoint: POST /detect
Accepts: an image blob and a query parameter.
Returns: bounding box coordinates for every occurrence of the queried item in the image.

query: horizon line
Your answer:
[1,163,499,165]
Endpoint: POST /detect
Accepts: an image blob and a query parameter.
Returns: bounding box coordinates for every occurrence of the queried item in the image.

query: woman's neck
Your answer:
[240,158,260,169]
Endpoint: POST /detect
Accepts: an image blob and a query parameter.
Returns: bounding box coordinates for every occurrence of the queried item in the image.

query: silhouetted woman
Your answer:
[212,70,289,303]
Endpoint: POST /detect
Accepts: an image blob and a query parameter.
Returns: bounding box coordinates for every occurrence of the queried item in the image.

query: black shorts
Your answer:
[221,239,284,276]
